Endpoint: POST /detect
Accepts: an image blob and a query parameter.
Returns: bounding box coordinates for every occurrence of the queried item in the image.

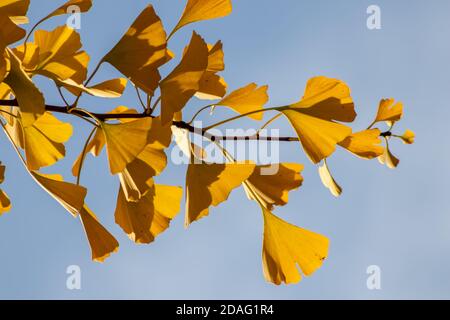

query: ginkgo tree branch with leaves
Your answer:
[0,0,415,285]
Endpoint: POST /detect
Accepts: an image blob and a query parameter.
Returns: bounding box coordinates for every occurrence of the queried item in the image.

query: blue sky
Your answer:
[0,0,449,299]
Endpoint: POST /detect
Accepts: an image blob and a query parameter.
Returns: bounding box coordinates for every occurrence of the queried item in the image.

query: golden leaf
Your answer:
[101,118,152,175]
[23,112,73,170]
[378,140,399,169]
[280,76,355,164]
[244,163,303,210]
[339,129,384,159]
[0,0,30,20]
[31,171,87,217]
[115,184,182,244]
[58,78,127,98]
[118,117,171,201]
[185,161,255,226]
[0,163,11,215]
[262,208,329,285]
[32,26,89,83]
[104,5,168,95]
[318,160,342,197]
[172,0,232,36]
[160,31,208,124]
[44,0,92,20]
[215,83,268,119]
[79,205,119,262]
[3,49,45,127]
[374,98,403,124]
[400,129,415,145]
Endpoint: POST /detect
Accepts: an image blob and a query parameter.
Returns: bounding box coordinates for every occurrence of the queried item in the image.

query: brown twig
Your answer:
[0,99,391,142]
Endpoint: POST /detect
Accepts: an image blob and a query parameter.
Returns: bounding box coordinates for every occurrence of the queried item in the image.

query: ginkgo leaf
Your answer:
[373,98,403,125]
[185,161,255,226]
[23,112,73,170]
[72,128,105,177]
[378,139,399,169]
[32,26,89,83]
[79,205,119,262]
[172,0,232,36]
[244,163,304,210]
[195,72,227,100]
[216,83,268,120]
[0,163,11,215]
[11,42,39,70]
[115,184,182,244]
[318,160,342,197]
[160,31,208,125]
[43,0,92,20]
[0,189,11,215]
[3,49,45,127]
[195,41,227,100]
[0,0,29,15]
[206,41,225,72]
[104,5,168,95]
[262,208,329,285]
[58,78,127,98]
[31,171,87,217]
[339,129,384,159]
[400,129,415,145]
[118,117,172,201]
[101,118,152,175]
[280,76,355,164]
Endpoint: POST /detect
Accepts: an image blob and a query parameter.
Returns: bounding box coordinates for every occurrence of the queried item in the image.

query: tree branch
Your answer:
[0,99,390,142]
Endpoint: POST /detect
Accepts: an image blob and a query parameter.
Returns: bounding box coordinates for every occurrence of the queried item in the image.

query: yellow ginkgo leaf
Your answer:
[244,163,304,210]
[378,139,399,169]
[79,205,119,262]
[0,163,11,215]
[400,129,415,145]
[185,161,255,226]
[119,117,171,201]
[115,184,182,244]
[216,83,268,120]
[3,49,45,127]
[195,41,227,100]
[160,31,208,125]
[101,118,152,175]
[43,0,92,20]
[31,171,87,217]
[339,129,384,159]
[280,76,355,164]
[0,189,11,215]
[373,98,403,124]
[195,72,227,100]
[32,26,89,83]
[318,160,342,197]
[22,112,73,170]
[171,0,232,36]
[0,0,30,19]
[104,5,168,95]
[262,208,329,285]
[58,78,127,98]
[72,128,105,177]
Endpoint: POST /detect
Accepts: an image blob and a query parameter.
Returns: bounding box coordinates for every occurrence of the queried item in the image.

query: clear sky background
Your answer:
[0,0,449,299]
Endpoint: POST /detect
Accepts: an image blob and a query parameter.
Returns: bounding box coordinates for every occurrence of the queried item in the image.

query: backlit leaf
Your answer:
[318,160,342,197]
[185,161,255,226]
[262,208,329,285]
[160,31,208,124]
[79,205,119,262]
[115,184,182,244]
[244,163,303,210]
[104,5,168,95]
[339,129,384,159]
[172,0,232,36]
[216,83,268,120]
